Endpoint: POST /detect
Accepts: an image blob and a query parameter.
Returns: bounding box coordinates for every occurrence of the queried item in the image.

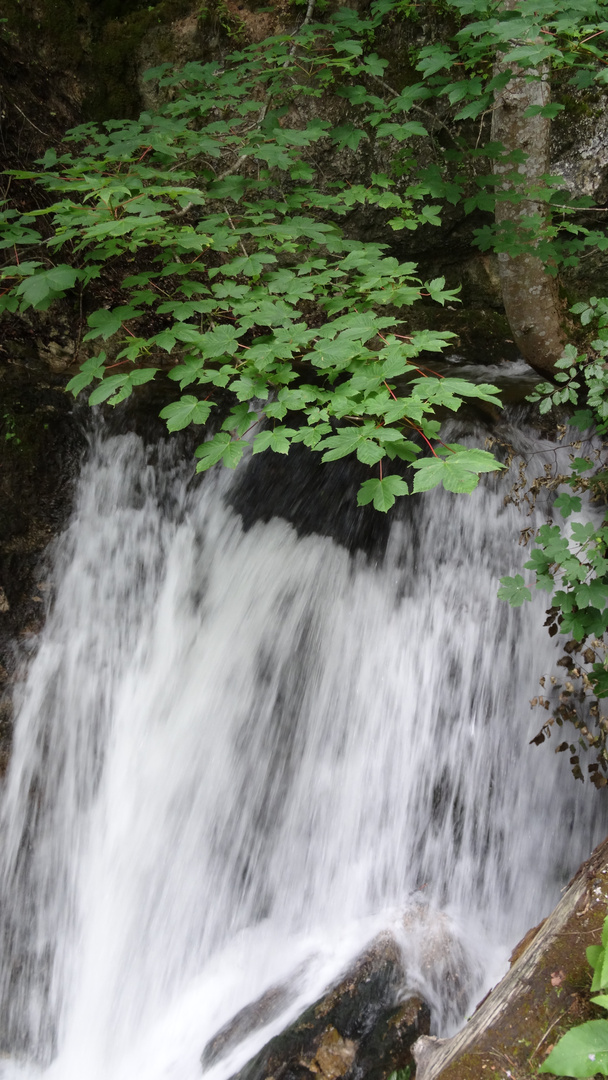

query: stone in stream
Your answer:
[201,929,431,1080]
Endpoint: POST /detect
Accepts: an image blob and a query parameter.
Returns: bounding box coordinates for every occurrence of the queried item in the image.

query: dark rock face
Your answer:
[0,357,86,772]
[202,933,431,1080]
[230,442,398,560]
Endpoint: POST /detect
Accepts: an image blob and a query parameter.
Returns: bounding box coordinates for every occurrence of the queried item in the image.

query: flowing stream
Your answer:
[0,416,605,1080]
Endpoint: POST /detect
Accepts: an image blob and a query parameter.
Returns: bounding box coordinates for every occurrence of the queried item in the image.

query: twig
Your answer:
[367,72,461,148]
[224,203,248,256]
[214,0,317,185]
[8,99,51,139]
[171,200,194,218]
[532,1010,568,1057]
[288,0,316,55]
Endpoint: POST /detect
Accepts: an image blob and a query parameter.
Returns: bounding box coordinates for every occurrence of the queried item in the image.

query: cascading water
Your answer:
[0,412,605,1080]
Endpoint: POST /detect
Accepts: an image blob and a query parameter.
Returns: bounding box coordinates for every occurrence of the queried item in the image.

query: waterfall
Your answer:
[0,421,604,1080]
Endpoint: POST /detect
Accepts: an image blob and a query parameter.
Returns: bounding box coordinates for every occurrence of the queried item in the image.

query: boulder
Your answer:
[202,931,430,1080]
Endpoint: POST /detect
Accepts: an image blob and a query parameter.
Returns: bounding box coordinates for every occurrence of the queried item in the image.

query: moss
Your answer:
[434,870,608,1080]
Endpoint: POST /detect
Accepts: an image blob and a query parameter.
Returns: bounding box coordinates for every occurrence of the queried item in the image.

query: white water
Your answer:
[0,426,604,1080]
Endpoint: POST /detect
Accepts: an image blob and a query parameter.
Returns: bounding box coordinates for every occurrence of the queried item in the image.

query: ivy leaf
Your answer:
[357,475,408,512]
[497,575,532,607]
[159,395,215,431]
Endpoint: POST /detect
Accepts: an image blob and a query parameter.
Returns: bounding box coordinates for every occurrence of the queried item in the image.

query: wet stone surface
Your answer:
[206,932,431,1080]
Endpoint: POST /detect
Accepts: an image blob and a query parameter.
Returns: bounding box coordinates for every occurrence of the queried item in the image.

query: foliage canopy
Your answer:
[2,0,608,504]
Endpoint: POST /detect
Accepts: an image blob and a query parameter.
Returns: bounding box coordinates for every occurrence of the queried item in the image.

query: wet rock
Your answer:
[205,932,430,1080]
[202,983,299,1069]
[0,355,86,771]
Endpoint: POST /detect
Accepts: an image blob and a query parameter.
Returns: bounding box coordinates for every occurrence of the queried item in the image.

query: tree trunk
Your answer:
[490,1,567,376]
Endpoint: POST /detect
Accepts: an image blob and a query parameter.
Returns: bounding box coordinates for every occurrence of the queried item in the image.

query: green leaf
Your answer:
[523,103,564,119]
[252,427,296,455]
[332,125,367,152]
[89,375,129,406]
[153,330,178,352]
[318,428,368,462]
[84,306,143,341]
[570,410,594,432]
[310,339,361,369]
[589,944,605,972]
[202,324,246,357]
[222,439,247,469]
[416,46,456,78]
[575,582,608,610]
[497,575,532,607]
[411,448,502,494]
[554,493,583,518]
[16,265,79,310]
[222,403,259,436]
[195,433,231,471]
[356,439,385,466]
[572,456,594,473]
[66,353,107,396]
[539,1020,608,1076]
[159,395,215,431]
[357,475,409,512]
